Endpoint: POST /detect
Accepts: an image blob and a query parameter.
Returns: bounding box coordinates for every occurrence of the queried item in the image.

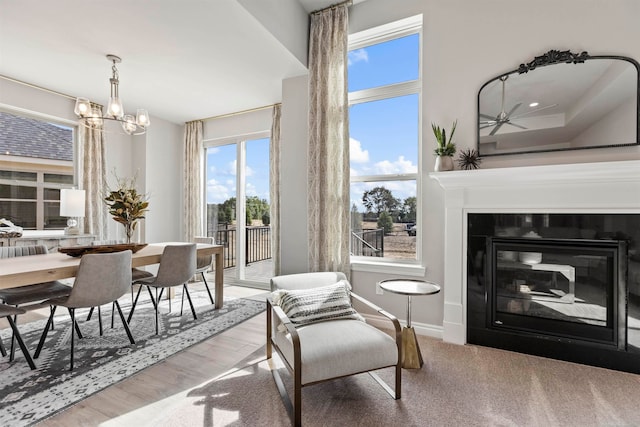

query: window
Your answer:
[0,110,76,230]
[348,16,422,264]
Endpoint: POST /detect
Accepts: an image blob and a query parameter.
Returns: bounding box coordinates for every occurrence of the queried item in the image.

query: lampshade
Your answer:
[60,189,86,218]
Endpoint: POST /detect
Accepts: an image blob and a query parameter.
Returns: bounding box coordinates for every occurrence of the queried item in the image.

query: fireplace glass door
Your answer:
[488,237,626,347]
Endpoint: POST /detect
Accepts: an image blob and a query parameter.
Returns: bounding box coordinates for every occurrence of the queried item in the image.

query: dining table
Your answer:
[0,242,225,309]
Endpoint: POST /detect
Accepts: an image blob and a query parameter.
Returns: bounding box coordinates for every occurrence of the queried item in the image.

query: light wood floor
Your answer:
[1,285,268,427]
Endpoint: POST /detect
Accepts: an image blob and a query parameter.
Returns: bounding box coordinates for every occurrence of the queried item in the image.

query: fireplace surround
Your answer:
[431,160,640,373]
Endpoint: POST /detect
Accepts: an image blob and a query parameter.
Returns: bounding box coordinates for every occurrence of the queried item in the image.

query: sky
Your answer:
[205,33,419,212]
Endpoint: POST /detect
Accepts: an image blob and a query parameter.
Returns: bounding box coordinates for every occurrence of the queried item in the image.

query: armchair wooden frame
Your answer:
[266,292,402,427]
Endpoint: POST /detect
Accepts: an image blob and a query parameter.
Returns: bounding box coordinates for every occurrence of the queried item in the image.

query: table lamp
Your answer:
[60,189,85,235]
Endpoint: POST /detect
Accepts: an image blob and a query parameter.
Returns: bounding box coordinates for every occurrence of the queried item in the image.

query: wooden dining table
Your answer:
[0,242,225,309]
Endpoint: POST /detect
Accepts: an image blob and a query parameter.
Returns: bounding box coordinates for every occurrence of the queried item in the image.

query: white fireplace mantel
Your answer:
[430,160,640,345]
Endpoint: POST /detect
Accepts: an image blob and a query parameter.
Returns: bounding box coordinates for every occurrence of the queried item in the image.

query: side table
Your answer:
[378,278,441,369]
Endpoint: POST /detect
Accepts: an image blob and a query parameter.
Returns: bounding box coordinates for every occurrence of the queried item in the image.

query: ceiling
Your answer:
[0,0,351,125]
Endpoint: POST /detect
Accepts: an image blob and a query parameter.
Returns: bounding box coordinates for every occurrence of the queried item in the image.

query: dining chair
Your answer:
[127,244,197,335]
[33,250,135,371]
[85,239,154,329]
[0,245,72,362]
[0,304,36,369]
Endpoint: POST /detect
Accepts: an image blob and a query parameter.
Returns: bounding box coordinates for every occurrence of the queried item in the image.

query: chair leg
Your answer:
[7,315,36,370]
[86,306,94,321]
[154,287,159,335]
[35,305,57,359]
[0,335,6,357]
[146,285,158,309]
[97,305,103,336]
[201,272,214,304]
[183,284,197,320]
[180,289,185,316]
[127,285,144,324]
[9,313,17,361]
[114,301,135,345]
[69,308,75,371]
[70,308,83,340]
[111,301,115,329]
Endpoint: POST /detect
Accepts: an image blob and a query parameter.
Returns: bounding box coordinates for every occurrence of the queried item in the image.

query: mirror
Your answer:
[477,50,640,157]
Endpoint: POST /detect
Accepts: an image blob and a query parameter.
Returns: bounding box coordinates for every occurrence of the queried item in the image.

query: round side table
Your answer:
[378,279,441,369]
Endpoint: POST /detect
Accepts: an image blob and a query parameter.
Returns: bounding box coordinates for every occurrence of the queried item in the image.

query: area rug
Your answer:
[145,337,640,427]
[0,292,265,427]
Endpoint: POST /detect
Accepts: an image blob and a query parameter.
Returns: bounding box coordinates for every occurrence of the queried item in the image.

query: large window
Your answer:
[0,110,76,230]
[348,16,422,263]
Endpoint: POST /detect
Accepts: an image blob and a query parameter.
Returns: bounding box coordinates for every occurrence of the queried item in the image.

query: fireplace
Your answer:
[467,213,638,371]
[430,160,640,374]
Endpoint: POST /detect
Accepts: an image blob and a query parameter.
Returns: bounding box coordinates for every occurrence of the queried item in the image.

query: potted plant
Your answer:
[104,174,149,243]
[432,120,457,171]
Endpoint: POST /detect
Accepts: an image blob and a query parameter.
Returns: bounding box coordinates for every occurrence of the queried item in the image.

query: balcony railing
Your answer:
[212,225,272,269]
[351,228,384,257]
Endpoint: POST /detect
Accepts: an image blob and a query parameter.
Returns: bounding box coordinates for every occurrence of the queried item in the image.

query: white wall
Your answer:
[140,118,183,243]
[280,74,310,274]
[276,0,640,333]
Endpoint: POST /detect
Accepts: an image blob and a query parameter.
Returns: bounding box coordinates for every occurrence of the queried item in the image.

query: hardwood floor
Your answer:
[1,284,267,427]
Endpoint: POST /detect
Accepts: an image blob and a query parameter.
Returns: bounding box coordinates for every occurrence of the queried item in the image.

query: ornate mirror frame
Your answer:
[477,50,640,157]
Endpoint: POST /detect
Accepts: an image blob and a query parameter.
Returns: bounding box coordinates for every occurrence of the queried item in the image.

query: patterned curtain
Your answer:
[307,4,350,275]
[270,104,282,275]
[81,104,107,240]
[184,120,204,241]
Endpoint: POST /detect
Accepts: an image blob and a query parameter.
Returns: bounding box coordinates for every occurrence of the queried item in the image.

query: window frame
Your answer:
[0,107,78,230]
[348,15,424,273]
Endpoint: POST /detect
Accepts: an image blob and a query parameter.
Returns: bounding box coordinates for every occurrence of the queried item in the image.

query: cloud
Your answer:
[350,138,369,163]
[348,48,369,66]
[373,156,417,174]
[206,178,233,204]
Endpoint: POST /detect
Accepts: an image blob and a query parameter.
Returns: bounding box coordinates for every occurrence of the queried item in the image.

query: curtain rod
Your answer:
[310,0,353,14]
[0,74,76,101]
[189,103,281,124]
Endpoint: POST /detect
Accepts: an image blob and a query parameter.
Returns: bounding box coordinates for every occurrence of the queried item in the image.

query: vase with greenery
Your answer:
[104,175,149,244]
[432,120,457,171]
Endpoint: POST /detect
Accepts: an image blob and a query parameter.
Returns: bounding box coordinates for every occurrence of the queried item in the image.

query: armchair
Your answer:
[267,272,401,426]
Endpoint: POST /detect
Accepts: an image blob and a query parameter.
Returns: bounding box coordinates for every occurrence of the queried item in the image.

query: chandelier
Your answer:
[74,54,150,135]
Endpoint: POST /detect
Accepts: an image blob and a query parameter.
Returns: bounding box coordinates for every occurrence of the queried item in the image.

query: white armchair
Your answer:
[267,272,401,426]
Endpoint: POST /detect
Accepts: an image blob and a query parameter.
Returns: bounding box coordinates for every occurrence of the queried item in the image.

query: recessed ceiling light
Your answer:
[529,102,539,107]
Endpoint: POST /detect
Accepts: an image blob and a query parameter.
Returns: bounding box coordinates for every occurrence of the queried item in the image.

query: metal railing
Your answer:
[212,225,271,268]
[351,228,384,257]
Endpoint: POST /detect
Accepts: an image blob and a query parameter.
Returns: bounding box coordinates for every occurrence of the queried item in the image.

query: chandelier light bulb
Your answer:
[136,109,150,127]
[74,97,91,117]
[122,114,137,135]
[107,97,124,119]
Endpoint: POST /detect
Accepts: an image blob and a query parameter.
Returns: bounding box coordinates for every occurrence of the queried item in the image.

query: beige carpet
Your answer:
[146,335,640,427]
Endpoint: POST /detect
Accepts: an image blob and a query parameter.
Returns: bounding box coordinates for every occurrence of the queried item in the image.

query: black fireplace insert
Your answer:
[467,213,640,374]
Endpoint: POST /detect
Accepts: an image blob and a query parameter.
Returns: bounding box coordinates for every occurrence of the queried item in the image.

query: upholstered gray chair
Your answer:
[0,245,71,362]
[33,250,135,371]
[127,244,197,335]
[85,239,154,328]
[193,236,215,304]
[0,304,36,369]
[267,272,401,427]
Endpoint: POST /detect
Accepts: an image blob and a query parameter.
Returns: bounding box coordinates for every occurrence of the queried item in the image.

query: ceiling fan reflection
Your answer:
[480,75,557,136]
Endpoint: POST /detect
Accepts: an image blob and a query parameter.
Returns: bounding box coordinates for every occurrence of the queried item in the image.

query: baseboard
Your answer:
[362,313,443,340]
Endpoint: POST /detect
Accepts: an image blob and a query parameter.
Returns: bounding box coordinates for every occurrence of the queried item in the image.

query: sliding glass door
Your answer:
[205,134,271,286]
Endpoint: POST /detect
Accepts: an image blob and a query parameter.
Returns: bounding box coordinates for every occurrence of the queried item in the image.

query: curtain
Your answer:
[307,4,350,275]
[184,120,204,241]
[270,104,282,276]
[81,104,107,240]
